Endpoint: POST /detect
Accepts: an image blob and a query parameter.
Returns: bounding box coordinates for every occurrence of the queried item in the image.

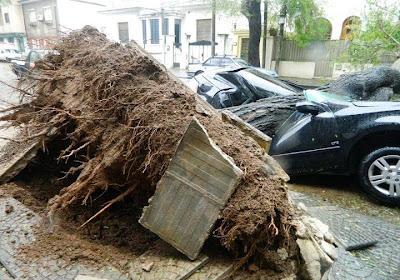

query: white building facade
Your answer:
[20,0,105,49]
[0,0,27,52]
[98,0,249,69]
[98,0,369,70]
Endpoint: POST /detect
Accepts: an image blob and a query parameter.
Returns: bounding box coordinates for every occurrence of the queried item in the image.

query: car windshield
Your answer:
[233,58,250,66]
[305,90,353,103]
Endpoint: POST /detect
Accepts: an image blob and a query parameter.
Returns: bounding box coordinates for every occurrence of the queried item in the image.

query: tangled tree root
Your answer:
[4,26,297,266]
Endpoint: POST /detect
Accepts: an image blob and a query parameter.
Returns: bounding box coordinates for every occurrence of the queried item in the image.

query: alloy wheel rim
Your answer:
[368,155,400,197]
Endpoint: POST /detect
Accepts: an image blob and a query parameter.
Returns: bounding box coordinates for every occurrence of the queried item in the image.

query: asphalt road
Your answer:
[0,62,20,110]
[0,63,20,147]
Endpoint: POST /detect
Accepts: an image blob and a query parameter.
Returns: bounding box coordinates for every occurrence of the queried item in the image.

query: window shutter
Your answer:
[118,22,129,43]
[196,19,211,41]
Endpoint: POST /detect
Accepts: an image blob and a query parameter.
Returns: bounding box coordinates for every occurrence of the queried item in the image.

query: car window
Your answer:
[219,58,233,67]
[237,68,297,98]
[204,58,220,66]
[233,58,250,66]
[30,51,42,63]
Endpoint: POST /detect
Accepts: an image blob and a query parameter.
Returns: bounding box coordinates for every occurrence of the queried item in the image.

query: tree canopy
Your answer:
[349,0,400,65]
[284,0,331,46]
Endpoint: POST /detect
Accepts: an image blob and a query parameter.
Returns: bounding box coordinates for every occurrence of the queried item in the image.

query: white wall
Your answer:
[98,9,143,43]
[57,0,106,34]
[317,0,366,40]
[273,61,316,79]
[0,0,26,34]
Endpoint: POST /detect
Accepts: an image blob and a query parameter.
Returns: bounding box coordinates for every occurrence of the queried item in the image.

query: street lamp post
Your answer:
[275,8,286,73]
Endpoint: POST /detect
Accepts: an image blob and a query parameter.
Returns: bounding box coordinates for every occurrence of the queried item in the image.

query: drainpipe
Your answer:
[275,5,286,73]
[262,1,268,68]
[211,0,216,56]
[161,8,166,66]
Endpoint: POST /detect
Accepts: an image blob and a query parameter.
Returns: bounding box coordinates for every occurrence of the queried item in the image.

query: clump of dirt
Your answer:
[4,26,297,266]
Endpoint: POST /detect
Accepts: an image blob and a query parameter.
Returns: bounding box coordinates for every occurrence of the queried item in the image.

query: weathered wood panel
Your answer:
[139,118,243,260]
[0,138,41,184]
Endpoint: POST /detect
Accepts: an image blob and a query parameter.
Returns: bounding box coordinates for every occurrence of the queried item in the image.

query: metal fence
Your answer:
[272,40,349,77]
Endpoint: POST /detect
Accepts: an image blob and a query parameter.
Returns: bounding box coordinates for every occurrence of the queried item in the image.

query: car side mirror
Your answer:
[296,101,324,115]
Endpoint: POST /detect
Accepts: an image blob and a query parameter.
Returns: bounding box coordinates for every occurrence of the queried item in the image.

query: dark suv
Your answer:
[270,90,400,205]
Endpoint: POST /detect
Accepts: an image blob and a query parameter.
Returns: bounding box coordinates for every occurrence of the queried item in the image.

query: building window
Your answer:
[118,22,129,43]
[8,37,14,43]
[29,10,37,24]
[0,38,4,42]
[340,16,361,40]
[4,13,9,24]
[196,19,211,41]
[150,19,159,44]
[162,18,169,35]
[43,7,53,22]
[174,19,181,46]
[142,19,147,45]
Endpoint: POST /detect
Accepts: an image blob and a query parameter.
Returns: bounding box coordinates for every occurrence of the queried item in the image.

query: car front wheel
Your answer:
[359,147,400,206]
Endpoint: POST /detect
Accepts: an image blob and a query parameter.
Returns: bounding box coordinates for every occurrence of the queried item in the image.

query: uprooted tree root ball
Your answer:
[4,26,297,266]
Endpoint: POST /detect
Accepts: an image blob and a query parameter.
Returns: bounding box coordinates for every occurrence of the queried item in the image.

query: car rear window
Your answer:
[219,58,234,66]
[204,58,220,66]
[233,58,249,66]
[237,68,298,97]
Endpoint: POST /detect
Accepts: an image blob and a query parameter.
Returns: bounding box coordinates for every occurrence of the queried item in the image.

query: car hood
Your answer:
[353,101,400,108]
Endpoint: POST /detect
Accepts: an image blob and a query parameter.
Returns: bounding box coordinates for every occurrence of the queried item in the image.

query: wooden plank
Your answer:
[221,110,272,152]
[0,138,41,184]
[187,253,234,280]
[140,117,243,260]
[0,128,56,184]
[129,240,209,280]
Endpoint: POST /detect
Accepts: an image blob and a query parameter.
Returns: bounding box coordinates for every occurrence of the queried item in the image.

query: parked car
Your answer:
[11,50,49,79]
[192,67,302,109]
[270,90,400,205]
[0,48,22,61]
[188,55,279,78]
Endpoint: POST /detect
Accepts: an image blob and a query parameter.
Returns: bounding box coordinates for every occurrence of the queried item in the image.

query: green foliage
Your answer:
[282,0,330,47]
[349,0,400,65]
[0,0,11,6]
[206,0,328,48]
[216,0,242,15]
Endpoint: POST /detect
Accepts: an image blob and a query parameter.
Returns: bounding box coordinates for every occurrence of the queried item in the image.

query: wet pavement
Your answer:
[290,175,400,280]
[0,197,129,280]
[0,62,20,147]
[289,175,400,225]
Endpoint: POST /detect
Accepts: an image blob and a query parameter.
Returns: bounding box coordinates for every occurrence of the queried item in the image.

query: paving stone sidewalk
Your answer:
[290,191,400,280]
[0,197,129,280]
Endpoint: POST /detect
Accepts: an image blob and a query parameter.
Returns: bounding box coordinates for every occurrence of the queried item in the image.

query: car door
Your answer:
[270,104,340,174]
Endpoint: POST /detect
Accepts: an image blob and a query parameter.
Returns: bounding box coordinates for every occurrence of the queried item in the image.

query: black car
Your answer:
[193,67,302,109]
[11,50,49,79]
[270,90,400,205]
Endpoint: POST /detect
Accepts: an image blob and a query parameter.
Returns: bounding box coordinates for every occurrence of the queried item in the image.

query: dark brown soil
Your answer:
[4,26,297,266]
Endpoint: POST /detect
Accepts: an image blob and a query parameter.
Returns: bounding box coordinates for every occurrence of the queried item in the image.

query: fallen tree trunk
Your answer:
[328,66,400,99]
[228,94,304,137]
[230,67,400,136]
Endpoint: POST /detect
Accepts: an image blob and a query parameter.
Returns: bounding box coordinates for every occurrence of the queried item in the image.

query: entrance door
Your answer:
[240,38,249,61]
[173,19,182,68]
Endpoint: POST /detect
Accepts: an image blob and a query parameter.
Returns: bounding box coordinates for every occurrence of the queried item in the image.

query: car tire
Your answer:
[359,147,400,206]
